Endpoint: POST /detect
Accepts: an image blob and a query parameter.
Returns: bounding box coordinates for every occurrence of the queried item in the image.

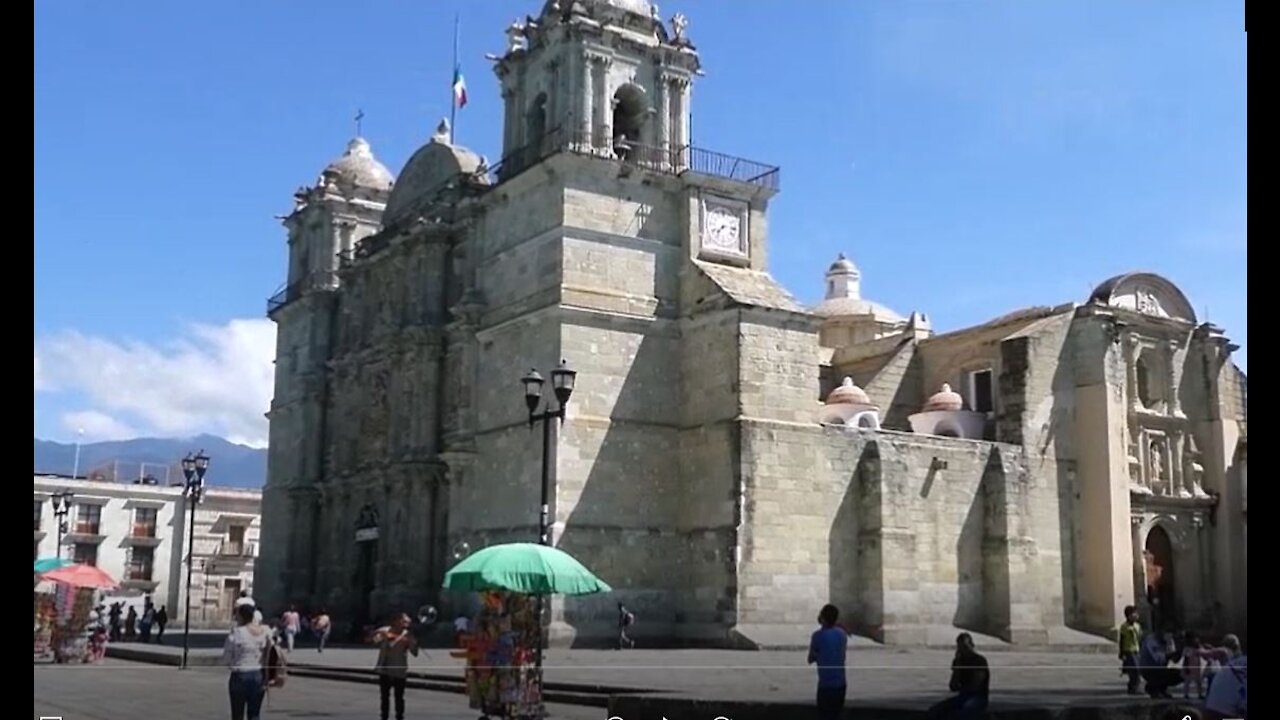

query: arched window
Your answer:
[526,93,548,151]
[612,84,647,159]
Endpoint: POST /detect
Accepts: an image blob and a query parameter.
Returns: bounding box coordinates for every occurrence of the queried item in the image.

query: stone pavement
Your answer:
[33,659,602,720]
[106,639,1206,718]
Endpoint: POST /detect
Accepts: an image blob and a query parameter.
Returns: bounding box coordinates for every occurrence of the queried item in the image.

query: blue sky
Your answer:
[34,0,1246,445]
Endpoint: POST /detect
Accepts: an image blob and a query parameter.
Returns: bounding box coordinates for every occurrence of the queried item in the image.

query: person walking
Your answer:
[281,606,301,653]
[139,597,155,643]
[926,633,990,720]
[108,602,122,642]
[222,603,272,720]
[155,606,169,644]
[124,605,138,641]
[807,604,849,720]
[312,610,331,654]
[373,613,420,720]
[1117,605,1142,695]
[616,603,636,650]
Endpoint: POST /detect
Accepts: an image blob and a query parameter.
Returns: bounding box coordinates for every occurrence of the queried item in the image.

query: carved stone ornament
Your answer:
[699,195,747,260]
[1135,286,1159,315]
[670,12,688,42]
[1149,437,1166,483]
[355,503,380,530]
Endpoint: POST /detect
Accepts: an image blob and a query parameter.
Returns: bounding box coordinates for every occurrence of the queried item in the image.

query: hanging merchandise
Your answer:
[463,591,543,720]
[34,591,56,661]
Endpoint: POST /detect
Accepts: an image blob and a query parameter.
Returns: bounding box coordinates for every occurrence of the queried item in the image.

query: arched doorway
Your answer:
[1143,526,1176,631]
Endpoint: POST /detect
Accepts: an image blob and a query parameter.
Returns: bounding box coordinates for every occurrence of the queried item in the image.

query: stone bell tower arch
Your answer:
[492,0,698,163]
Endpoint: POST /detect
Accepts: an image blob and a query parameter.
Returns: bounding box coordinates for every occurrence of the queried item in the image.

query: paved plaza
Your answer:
[34,659,602,720]
[104,637,1202,718]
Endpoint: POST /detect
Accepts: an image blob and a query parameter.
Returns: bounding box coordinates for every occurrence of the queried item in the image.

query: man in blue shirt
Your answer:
[808,604,848,720]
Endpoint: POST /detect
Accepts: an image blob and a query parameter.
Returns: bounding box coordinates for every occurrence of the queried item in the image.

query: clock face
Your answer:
[703,206,741,253]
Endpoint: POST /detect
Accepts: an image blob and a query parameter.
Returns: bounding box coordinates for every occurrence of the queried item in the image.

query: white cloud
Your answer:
[34,352,43,391]
[61,410,137,442]
[35,318,276,447]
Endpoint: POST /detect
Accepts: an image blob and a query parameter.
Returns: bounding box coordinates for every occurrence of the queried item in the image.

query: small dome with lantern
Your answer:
[922,383,964,412]
[819,377,880,430]
[826,377,872,406]
[322,137,395,192]
[909,383,985,439]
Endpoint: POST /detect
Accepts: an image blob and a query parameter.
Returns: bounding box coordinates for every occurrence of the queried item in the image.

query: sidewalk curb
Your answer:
[608,695,1203,720]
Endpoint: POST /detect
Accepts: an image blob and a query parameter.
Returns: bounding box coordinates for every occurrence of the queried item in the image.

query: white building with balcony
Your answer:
[34,474,262,627]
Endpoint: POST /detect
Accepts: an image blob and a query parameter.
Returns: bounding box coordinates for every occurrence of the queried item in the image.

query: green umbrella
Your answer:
[442,543,612,596]
[34,557,73,574]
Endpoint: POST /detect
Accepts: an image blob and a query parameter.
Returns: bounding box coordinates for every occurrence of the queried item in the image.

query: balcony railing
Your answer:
[266,271,339,315]
[72,523,101,536]
[131,524,157,539]
[489,125,781,191]
[125,567,154,582]
[215,541,255,558]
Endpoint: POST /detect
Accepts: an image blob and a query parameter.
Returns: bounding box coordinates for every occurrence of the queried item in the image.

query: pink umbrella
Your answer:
[41,564,118,590]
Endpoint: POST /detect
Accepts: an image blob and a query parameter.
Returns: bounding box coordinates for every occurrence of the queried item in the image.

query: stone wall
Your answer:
[733,422,1061,648]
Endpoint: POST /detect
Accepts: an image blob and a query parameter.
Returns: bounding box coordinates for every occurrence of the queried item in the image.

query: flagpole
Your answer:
[450,13,459,144]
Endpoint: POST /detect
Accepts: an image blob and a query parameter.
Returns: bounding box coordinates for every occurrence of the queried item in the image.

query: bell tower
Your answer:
[492,0,699,163]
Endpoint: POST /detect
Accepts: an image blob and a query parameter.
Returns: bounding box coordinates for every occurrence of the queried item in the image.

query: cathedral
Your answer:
[256,0,1247,647]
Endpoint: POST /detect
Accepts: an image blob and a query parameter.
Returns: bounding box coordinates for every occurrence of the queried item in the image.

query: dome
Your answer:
[828,253,857,273]
[383,123,485,227]
[826,377,872,406]
[923,384,964,412]
[323,137,394,191]
[812,297,905,323]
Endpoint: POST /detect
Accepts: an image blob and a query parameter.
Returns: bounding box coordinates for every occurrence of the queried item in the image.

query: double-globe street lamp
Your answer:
[520,359,577,681]
[51,490,75,560]
[180,451,210,670]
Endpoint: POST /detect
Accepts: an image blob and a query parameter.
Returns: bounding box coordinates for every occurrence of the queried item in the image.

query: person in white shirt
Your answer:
[235,592,263,626]
[222,603,272,720]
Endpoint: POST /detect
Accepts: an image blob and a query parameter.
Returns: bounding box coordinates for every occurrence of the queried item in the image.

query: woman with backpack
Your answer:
[222,603,274,720]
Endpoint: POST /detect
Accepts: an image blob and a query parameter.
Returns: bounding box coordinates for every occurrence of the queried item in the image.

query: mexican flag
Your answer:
[453,65,468,109]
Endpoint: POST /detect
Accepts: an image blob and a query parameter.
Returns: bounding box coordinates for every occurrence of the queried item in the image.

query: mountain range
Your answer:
[33,435,267,489]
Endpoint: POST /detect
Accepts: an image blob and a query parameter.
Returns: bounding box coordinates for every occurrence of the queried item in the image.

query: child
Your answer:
[1118,605,1142,695]
[1182,632,1206,699]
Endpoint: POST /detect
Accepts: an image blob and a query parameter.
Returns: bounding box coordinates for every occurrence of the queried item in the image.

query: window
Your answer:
[127,547,154,581]
[76,504,102,535]
[133,508,158,538]
[969,369,994,414]
[73,543,98,567]
[34,541,39,562]
[34,500,42,532]
[227,524,247,555]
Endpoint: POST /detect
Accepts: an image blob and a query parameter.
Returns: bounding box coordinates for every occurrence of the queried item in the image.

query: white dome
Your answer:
[323,137,394,191]
[812,297,905,323]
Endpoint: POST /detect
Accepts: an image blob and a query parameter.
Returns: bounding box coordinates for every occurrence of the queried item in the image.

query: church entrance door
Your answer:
[1144,526,1176,631]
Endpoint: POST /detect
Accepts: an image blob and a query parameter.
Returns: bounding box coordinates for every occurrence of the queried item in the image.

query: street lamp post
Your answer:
[180,451,210,671]
[51,491,74,560]
[520,359,577,685]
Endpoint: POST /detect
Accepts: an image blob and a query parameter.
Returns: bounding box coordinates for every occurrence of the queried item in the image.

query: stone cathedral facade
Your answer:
[257,0,1247,647]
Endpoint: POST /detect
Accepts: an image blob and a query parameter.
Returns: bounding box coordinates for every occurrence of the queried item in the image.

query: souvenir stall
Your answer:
[444,543,612,720]
[38,564,118,664]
